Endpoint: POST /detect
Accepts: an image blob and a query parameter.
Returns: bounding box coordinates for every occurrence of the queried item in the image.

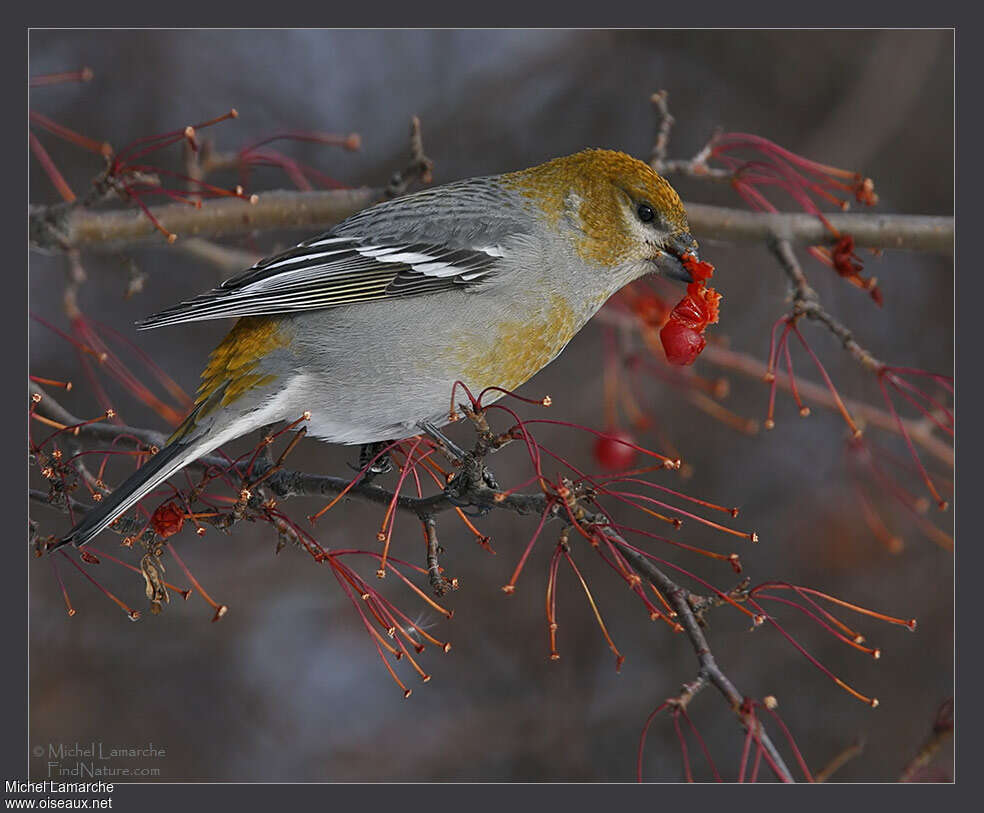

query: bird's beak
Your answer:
[652,231,699,284]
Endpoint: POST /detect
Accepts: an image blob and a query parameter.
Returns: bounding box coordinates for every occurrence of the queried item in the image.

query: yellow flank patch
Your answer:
[196,316,286,410]
[502,149,688,266]
[457,294,580,391]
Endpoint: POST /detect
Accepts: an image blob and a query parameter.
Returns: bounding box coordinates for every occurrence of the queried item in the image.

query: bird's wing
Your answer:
[136,235,504,329]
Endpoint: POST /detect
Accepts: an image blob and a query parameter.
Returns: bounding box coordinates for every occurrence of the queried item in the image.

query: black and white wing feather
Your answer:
[136,235,503,329]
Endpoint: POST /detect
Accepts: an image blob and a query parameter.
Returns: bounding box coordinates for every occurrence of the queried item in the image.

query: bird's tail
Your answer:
[53,436,209,549]
[53,377,289,549]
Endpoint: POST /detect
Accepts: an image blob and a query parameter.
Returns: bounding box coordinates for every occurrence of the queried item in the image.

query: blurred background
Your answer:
[28,30,953,781]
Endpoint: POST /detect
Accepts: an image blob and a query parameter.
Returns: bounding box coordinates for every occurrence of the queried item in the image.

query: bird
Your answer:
[56,148,701,548]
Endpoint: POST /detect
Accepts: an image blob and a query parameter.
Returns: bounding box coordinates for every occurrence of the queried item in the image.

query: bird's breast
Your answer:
[452,292,597,392]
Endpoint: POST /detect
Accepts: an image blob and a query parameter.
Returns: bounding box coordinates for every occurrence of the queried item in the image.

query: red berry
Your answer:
[659,320,706,366]
[151,501,185,539]
[670,292,708,330]
[593,430,638,471]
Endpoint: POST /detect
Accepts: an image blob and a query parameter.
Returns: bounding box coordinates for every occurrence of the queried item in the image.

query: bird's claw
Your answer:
[481,467,500,491]
[352,442,393,485]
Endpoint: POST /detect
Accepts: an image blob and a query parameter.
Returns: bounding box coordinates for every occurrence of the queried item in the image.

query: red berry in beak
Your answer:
[659,320,706,366]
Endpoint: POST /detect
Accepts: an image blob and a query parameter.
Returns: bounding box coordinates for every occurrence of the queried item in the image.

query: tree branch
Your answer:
[30,381,797,781]
[30,193,953,257]
[768,235,883,372]
[687,204,952,255]
[30,188,379,252]
[603,527,795,782]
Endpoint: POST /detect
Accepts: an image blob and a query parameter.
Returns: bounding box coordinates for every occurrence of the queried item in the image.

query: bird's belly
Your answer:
[283,290,592,444]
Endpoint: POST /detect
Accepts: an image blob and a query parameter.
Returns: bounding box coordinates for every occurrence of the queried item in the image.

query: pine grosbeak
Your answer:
[59,148,702,547]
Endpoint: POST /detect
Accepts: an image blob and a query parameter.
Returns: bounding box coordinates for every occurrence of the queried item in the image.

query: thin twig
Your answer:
[422,516,448,596]
[607,528,795,782]
[30,117,434,253]
[900,697,953,782]
[649,91,676,167]
[769,235,883,372]
[814,737,865,783]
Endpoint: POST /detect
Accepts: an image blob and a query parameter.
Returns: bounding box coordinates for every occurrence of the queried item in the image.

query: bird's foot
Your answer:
[481,467,500,491]
[351,441,394,485]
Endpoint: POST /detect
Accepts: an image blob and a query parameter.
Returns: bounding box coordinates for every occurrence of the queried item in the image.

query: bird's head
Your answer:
[506,148,700,287]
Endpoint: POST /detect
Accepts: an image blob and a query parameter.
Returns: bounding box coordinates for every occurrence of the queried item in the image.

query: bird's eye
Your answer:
[637,203,655,223]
